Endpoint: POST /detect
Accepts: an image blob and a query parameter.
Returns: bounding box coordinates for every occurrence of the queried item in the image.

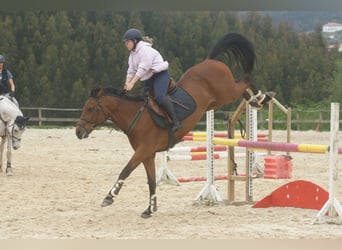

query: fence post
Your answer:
[38,108,42,126]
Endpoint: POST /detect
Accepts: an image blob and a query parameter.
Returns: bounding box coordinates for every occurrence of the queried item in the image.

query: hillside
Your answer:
[252,11,342,32]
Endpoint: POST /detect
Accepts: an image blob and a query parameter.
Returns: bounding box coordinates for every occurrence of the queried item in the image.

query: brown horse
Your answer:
[75,33,273,218]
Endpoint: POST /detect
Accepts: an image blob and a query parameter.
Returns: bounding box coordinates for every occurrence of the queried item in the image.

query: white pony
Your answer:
[0,96,30,176]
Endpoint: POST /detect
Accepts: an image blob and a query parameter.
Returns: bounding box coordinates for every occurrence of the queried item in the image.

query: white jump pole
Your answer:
[156,151,180,185]
[246,105,257,200]
[312,102,342,224]
[248,106,264,176]
[194,110,223,204]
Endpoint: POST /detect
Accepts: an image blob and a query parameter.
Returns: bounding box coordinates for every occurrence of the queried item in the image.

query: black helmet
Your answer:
[123,28,142,41]
[0,55,5,63]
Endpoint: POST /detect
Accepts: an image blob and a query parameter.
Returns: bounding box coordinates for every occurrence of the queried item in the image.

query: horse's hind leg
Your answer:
[243,84,275,109]
[141,155,157,218]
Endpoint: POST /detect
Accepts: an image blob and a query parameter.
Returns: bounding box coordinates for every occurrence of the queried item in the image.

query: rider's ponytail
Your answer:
[142,36,153,45]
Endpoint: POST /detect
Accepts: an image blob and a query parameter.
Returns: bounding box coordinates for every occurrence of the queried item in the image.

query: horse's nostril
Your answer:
[76,127,88,139]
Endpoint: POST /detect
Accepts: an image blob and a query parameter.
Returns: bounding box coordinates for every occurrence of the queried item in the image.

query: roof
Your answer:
[323,22,342,27]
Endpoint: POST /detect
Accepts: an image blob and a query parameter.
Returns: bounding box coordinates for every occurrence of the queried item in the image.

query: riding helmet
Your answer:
[123,28,143,41]
[0,55,5,63]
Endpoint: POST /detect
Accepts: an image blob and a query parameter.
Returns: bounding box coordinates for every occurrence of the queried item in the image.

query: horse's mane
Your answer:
[90,86,144,102]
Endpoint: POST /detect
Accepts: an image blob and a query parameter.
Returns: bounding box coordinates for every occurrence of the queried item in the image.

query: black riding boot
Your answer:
[160,97,182,132]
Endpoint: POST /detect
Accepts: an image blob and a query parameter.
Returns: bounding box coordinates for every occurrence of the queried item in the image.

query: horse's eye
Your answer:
[87,107,95,113]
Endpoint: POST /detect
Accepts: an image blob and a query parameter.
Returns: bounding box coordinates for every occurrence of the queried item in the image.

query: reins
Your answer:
[124,100,147,135]
[116,87,147,136]
[78,88,150,137]
[115,88,146,136]
[78,89,147,137]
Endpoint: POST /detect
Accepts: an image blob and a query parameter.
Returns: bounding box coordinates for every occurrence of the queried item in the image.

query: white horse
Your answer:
[0,96,30,176]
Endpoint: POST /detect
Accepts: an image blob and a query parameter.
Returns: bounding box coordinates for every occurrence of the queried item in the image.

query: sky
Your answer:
[2,0,342,11]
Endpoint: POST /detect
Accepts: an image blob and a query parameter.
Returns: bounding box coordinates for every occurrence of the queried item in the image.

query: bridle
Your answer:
[0,115,23,145]
[8,121,22,144]
[76,96,108,134]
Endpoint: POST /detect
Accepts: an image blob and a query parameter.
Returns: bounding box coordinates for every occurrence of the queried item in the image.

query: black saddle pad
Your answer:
[149,87,196,129]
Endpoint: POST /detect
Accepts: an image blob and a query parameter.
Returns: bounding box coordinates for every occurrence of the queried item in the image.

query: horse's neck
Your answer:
[104,96,145,132]
[0,99,21,123]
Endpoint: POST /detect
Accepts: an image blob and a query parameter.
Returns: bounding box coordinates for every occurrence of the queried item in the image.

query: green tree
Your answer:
[328,60,342,104]
[0,10,340,110]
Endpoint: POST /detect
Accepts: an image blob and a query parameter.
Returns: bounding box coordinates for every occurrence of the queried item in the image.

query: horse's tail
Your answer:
[207,33,255,75]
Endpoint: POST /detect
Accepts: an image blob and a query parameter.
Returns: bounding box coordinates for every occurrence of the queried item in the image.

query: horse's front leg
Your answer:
[0,136,4,173]
[101,178,126,207]
[5,136,12,176]
[141,155,157,218]
[5,162,12,176]
[101,157,141,207]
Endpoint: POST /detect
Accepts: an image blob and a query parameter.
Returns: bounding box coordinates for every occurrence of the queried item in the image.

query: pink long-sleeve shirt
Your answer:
[126,41,169,81]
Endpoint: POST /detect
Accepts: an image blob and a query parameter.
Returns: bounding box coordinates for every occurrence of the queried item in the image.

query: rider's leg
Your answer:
[159,96,182,132]
[153,71,182,132]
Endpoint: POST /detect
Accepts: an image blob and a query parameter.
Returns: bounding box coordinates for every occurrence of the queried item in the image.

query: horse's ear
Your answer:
[15,115,30,129]
[97,87,105,96]
[90,86,104,98]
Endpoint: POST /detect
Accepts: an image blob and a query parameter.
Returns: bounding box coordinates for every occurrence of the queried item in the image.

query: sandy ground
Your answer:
[0,128,342,239]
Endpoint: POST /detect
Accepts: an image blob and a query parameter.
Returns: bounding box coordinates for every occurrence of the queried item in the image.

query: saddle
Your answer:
[146,79,196,130]
[143,80,196,150]
[147,79,176,124]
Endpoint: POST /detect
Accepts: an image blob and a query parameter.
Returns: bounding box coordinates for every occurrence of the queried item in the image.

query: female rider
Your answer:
[123,28,182,132]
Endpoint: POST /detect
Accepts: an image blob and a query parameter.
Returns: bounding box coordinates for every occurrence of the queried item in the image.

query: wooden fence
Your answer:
[20,106,339,131]
[21,107,83,126]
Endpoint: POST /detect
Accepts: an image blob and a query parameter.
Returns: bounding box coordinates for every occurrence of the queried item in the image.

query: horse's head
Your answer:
[10,115,30,150]
[76,86,109,139]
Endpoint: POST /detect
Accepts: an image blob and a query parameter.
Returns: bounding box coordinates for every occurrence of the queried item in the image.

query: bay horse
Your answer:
[0,96,30,176]
[76,33,273,218]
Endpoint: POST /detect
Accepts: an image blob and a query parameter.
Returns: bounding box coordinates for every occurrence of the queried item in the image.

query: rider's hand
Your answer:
[9,91,15,97]
[124,81,134,92]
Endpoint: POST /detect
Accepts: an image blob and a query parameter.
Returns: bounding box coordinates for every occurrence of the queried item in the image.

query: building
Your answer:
[322,22,342,33]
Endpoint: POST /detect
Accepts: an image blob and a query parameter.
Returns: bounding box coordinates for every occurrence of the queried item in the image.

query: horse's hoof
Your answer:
[249,100,262,110]
[141,212,152,219]
[266,91,276,98]
[101,197,114,207]
[6,169,13,176]
[264,91,276,101]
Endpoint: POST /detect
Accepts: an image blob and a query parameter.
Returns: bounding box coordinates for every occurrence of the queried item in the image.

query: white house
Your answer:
[322,22,342,33]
